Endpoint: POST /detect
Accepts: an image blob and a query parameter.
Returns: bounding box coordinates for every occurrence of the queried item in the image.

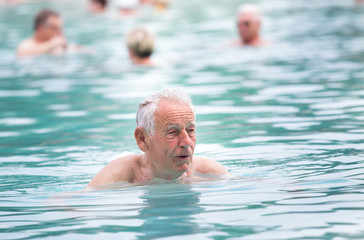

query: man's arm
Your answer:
[17,36,67,57]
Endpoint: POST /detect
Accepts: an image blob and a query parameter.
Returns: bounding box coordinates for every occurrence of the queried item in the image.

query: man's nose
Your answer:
[179,130,193,148]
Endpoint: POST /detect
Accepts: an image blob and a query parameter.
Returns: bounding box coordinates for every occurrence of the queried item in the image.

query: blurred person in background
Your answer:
[234,4,269,47]
[139,0,152,4]
[1,0,29,5]
[88,0,108,14]
[153,0,170,12]
[125,27,156,66]
[17,9,80,57]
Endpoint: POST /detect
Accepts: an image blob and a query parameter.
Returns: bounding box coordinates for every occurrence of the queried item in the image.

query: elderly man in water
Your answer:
[87,89,229,188]
[17,9,78,57]
[234,4,269,47]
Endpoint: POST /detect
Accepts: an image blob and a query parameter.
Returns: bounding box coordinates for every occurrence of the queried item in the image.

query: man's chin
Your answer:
[175,161,191,173]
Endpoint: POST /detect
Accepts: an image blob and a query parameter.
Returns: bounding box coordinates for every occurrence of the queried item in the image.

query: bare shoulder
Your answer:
[17,38,34,53]
[193,156,229,175]
[87,154,141,188]
[258,39,271,47]
[17,38,43,57]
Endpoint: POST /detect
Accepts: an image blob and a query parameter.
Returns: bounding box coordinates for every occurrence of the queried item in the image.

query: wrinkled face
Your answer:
[145,100,196,179]
[237,13,260,43]
[40,16,63,40]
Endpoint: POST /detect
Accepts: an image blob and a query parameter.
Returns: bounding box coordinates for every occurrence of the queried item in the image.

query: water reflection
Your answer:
[138,183,203,239]
[1,0,364,239]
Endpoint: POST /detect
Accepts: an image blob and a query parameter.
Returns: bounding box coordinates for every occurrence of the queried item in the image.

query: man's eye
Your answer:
[168,130,176,134]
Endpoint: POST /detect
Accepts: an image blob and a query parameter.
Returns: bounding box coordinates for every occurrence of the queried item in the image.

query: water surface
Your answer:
[1,0,364,239]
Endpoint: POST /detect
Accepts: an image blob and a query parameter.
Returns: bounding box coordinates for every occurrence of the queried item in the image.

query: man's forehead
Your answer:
[47,16,62,24]
[167,121,195,129]
[155,101,195,126]
[157,112,195,124]
[238,14,253,20]
[157,100,193,114]
[238,13,260,23]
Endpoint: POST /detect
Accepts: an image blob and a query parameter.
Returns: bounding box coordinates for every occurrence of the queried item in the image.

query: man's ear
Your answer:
[135,127,148,152]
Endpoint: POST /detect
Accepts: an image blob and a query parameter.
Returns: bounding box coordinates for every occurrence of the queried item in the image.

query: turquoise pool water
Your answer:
[1,0,364,239]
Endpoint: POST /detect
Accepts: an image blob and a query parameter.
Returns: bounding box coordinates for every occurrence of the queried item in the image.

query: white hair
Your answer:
[126,27,155,58]
[136,89,195,136]
[237,4,262,22]
[116,0,139,9]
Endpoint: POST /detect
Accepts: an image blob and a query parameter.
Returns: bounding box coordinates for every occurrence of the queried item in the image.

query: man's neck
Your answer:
[147,157,185,181]
[241,36,262,46]
[133,153,154,182]
[131,56,153,66]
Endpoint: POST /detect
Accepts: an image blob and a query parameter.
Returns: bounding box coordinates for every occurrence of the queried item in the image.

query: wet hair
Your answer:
[136,89,195,136]
[34,9,59,31]
[90,0,108,8]
[237,4,262,23]
[126,27,155,59]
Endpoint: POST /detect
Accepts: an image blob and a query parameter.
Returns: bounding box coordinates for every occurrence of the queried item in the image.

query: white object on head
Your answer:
[116,0,139,9]
[237,4,262,22]
[136,89,195,136]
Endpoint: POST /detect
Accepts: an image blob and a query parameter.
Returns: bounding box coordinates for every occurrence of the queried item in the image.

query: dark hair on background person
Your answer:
[91,0,108,8]
[33,9,59,31]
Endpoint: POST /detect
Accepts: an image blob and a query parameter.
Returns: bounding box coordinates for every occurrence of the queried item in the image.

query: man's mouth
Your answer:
[173,154,192,171]
[174,155,190,161]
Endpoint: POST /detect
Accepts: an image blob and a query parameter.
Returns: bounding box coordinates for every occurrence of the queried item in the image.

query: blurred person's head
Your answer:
[140,0,152,4]
[153,0,170,11]
[236,4,262,45]
[34,9,63,41]
[126,27,155,65]
[89,0,108,14]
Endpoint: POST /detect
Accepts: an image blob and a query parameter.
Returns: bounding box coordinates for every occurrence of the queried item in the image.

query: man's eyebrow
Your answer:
[186,121,196,128]
[167,124,181,131]
[166,122,195,131]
